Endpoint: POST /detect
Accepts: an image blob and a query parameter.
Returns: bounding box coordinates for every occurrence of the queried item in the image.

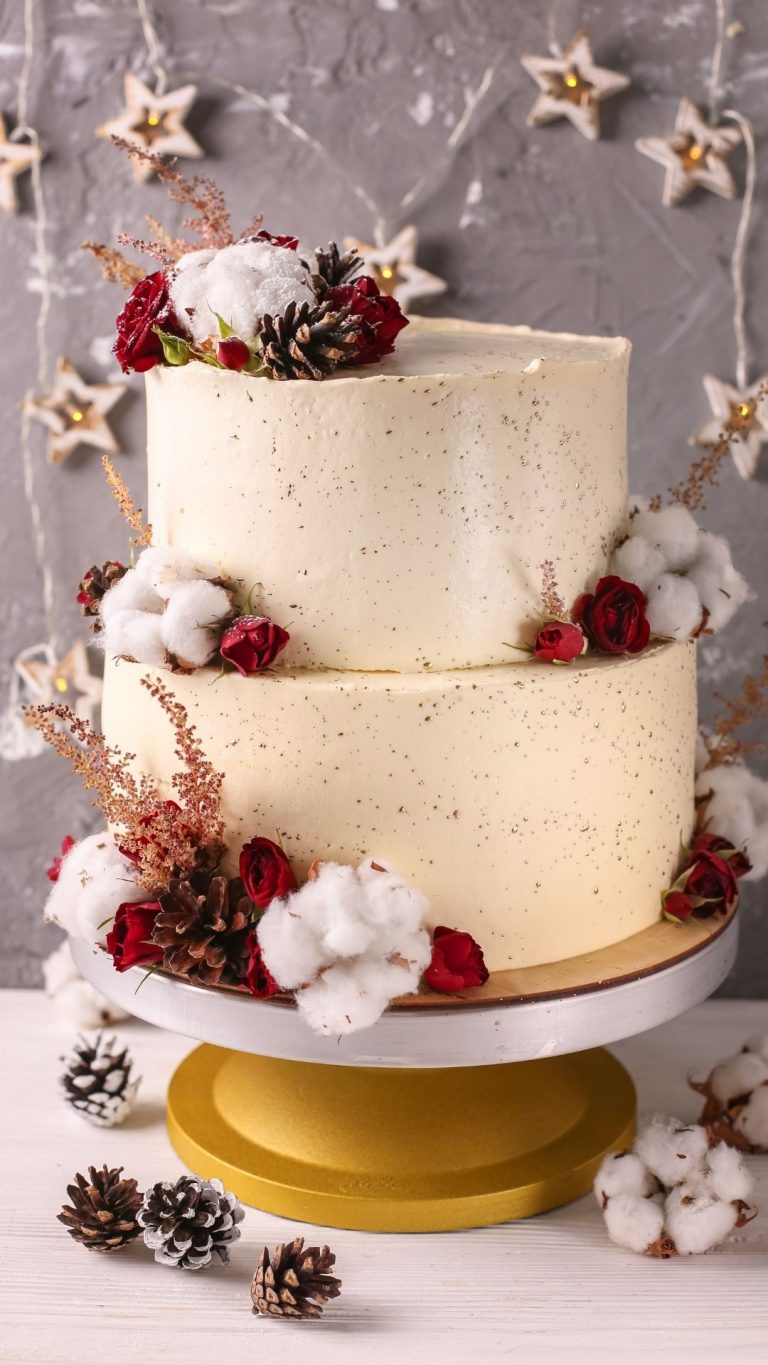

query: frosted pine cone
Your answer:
[59,1032,140,1127]
[138,1175,244,1270]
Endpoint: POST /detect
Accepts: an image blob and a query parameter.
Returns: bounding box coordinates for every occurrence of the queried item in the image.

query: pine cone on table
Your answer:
[251,1237,342,1319]
[59,1032,140,1127]
[152,868,251,986]
[258,299,362,380]
[311,241,363,296]
[138,1175,244,1270]
[58,1165,142,1253]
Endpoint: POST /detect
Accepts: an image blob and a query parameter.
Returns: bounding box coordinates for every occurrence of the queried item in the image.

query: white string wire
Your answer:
[546,0,563,57]
[136,0,169,95]
[708,0,727,125]
[722,109,756,391]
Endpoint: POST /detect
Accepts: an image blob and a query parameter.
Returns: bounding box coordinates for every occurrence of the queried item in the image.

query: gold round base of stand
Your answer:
[167,1044,635,1231]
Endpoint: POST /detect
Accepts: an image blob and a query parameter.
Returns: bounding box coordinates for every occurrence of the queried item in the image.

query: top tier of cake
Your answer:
[146,317,630,671]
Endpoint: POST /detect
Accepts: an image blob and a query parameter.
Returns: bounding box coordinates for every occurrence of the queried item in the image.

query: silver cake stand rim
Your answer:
[70,916,738,1069]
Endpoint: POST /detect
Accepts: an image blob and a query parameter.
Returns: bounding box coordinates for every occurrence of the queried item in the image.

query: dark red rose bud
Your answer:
[244,928,280,998]
[106,901,163,972]
[683,849,739,917]
[662,890,696,923]
[46,834,75,883]
[533,620,586,664]
[424,925,490,993]
[255,230,300,250]
[216,337,251,370]
[219,615,290,675]
[114,271,182,374]
[691,832,752,879]
[574,576,650,656]
[326,275,408,366]
[239,836,296,910]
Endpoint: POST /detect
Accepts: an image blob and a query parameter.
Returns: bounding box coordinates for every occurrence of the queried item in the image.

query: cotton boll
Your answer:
[697,764,768,881]
[602,1193,665,1254]
[664,1184,737,1255]
[42,942,128,1027]
[630,505,700,572]
[161,580,232,667]
[734,1086,768,1149]
[609,535,666,591]
[99,569,163,623]
[44,833,142,944]
[687,536,750,631]
[296,959,392,1036]
[635,1115,709,1186]
[709,1051,768,1105]
[169,241,314,345]
[594,1151,655,1206]
[258,900,328,990]
[133,545,216,599]
[103,608,168,667]
[706,1142,754,1203]
[644,573,704,641]
[744,1034,768,1063]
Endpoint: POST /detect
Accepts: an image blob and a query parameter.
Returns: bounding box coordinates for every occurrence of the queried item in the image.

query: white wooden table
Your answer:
[1,991,767,1365]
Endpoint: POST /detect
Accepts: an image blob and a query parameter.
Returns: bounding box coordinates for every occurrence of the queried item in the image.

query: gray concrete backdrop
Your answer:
[1,0,767,990]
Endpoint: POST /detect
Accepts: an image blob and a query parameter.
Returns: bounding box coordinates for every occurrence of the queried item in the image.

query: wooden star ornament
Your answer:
[19,640,103,726]
[520,29,630,142]
[690,373,768,480]
[636,99,741,206]
[343,225,447,311]
[96,73,202,181]
[0,115,43,213]
[23,358,127,465]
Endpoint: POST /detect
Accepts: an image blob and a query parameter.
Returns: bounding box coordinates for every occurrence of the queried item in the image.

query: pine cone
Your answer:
[138,1175,244,1270]
[59,1032,140,1127]
[152,868,251,985]
[77,560,127,624]
[58,1165,142,1253]
[251,1237,342,1319]
[312,241,363,296]
[258,299,363,381]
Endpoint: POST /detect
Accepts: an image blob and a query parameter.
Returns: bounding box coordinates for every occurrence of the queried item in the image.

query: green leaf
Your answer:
[153,326,191,366]
[215,312,237,339]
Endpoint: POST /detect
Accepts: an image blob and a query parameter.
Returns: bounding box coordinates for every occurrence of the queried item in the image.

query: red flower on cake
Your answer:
[662,890,695,924]
[114,271,182,374]
[574,576,650,656]
[254,230,300,250]
[532,620,587,664]
[684,849,740,916]
[424,925,490,993]
[46,834,75,882]
[219,615,290,674]
[691,832,752,880]
[216,337,251,371]
[326,275,409,366]
[244,928,280,998]
[239,836,296,910]
[106,901,163,972]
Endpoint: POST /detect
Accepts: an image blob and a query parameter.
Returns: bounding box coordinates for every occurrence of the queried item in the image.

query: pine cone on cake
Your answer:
[152,868,251,986]
[311,241,363,296]
[251,1237,342,1319]
[58,1164,143,1253]
[77,560,127,623]
[258,298,362,380]
[138,1175,244,1270]
[59,1032,140,1127]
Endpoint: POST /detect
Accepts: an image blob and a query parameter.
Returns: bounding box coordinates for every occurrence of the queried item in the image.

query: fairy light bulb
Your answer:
[70,409,84,423]
[54,676,68,693]
[147,112,160,127]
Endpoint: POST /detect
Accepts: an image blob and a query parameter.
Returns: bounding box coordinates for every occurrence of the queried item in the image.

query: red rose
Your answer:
[326,276,409,366]
[114,271,181,374]
[244,929,279,998]
[574,576,650,656]
[239,836,296,909]
[217,337,251,371]
[424,925,490,993]
[691,832,752,879]
[533,620,586,664]
[105,901,163,972]
[684,849,739,917]
[46,834,75,882]
[662,890,695,923]
[255,230,300,250]
[219,615,290,674]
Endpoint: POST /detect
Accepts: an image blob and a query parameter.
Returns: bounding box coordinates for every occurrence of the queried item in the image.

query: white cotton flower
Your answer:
[744,1034,768,1063]
[634,1115,709,1187]
[296,955,422,1037]
[734,1085,768,1149]
[708,1051,768,1105]
[695,731,711,776]
[42,941,128,1027]
[133,544,216,600]
[664,1183,738,1255]
[44,832,147,945]
[602,1192,665,1254]
[99,570,163,623]
[706,1141,754,1203]
[686,532,750,631]
[102,608,168,668]
[169,241,314,346]
[610,535,666,591]
[593,1151,655,1206]
[630,504,700,572]
[696,764,768,881]
[161,580,232,667]
[644,573,704,640]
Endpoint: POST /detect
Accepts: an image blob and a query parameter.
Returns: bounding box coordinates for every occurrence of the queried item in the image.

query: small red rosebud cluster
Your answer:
[254,230,300,250]
[219,615,290,675]
[424,925,489,993]
[662,832,751,924]
[46,835,75,883]
[105,901,163,972]
[574,576,650,656]
[114,271,183,374]
[326,275,408,366]
[533,620,587,664]
[239,836,296,909]
[216,337,252,371]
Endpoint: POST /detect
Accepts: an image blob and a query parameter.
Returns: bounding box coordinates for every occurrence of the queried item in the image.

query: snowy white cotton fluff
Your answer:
[708,1051,768,1105]
[169,241,315,345]
[98,544,231,671]
[664,1181,741,1256]
[695,763,768,881]
[744,1033,768,1063]
[593,1150,656,1205]
[42,940,129,1028]
[706,1141,755,1204]
[43,832,148,946]
[735,1086,768,1149]
[257,858,432,1036]
[634,1115,710,1187]
[602,1192,665,1254]
[161,580,233,668]
[609,502,749,640]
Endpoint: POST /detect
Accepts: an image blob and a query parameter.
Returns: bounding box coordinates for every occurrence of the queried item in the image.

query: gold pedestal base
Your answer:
[167,1045,635,1232]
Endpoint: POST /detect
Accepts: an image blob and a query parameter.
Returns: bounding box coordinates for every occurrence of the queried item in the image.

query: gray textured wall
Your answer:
[1,0,767,991]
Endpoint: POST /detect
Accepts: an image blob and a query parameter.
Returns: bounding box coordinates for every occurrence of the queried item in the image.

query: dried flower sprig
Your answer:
[540,560,566,618]
[101,455,152,551]
[139,675,224,867]
[82,242,146,289]
[112,137,236,250]
[702,653,768,768]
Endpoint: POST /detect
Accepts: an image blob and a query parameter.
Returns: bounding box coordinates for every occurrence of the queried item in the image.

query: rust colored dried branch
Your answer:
[144,214,189,263]
[101,455,152,549]
[701,653,768,768]
[82,241,146,288]
[540,559,566,618]
[666,434,733,512]
[115,232,176,270]
[139,675,225,865]
[111,137,234,249]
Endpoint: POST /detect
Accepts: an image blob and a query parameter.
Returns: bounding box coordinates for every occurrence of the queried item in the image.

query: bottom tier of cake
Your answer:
[102,642,697,971]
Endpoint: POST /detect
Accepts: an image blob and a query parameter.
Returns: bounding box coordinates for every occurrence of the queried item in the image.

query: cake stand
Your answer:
[72,908,737,1232]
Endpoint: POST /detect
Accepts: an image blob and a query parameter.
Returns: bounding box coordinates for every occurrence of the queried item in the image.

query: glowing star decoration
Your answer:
[519,29,630,142]
[636,98,741,206]
[23,358,127,465]
[690,373,768,480]
[0,114,43,213]
[19,641,103,725]
[343,225,447,311]
[96,74,202,182]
